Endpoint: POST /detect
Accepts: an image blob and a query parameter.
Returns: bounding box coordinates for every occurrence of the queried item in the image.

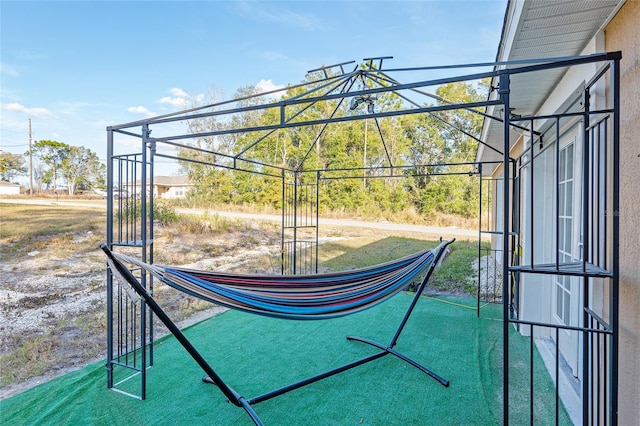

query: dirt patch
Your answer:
[0,221,284,400]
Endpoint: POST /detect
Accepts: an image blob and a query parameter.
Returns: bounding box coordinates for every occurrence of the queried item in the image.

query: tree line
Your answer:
[0,141,105,195]
[178,73,487,219]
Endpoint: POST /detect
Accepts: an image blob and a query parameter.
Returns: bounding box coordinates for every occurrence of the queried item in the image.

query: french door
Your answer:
[554,139,581,376]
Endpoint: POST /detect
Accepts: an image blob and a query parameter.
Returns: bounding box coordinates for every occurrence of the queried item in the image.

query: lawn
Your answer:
[0,202,106,258]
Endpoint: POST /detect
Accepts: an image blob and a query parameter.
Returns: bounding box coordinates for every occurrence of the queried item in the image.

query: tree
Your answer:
[60,146,105,195]
[0,152,26,182]
[179,74,489,219]
[32,140,70,189]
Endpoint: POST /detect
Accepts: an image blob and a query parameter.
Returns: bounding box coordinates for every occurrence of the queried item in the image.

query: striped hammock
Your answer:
[111,248,437,320]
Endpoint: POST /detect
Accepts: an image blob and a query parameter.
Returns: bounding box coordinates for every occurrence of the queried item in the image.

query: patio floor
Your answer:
[0,294,570,425]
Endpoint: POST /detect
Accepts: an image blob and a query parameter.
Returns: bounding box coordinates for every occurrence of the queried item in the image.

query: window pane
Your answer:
[558,219,565,252]
[559,184,565,215]
[566,144,574,179]
[565,218,572,255]
[559,149,566,181]
[556,284,563,318]
[566,183,573,216]
[563,288,571,325]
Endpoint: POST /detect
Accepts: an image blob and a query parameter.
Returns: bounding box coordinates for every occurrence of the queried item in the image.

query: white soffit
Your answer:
[509,0,621,115]
[479,0,623,166]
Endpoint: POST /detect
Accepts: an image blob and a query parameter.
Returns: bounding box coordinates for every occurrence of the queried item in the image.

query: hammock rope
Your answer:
[113,248,436,320]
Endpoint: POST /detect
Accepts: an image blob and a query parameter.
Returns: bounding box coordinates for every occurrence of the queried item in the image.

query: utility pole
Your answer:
[28,118,34,195]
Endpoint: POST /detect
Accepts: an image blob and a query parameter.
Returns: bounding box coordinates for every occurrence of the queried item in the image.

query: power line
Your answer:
[1,143,28,148]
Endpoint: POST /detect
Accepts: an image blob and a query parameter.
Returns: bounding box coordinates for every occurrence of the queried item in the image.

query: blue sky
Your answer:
[1,0,506,175]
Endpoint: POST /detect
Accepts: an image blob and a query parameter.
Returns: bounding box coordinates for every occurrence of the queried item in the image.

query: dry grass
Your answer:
[165,199,479,229]
[0,204,105,259]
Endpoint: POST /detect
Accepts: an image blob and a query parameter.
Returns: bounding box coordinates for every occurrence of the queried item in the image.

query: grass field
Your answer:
[0,203,106,258]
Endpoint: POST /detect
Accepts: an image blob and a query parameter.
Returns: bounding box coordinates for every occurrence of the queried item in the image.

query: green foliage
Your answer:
[0,152,26,182]
[32,140,70,189]
[178,76,489,220]
[153,203,179,225]
[60,146,105,195]
[427,241,487,293]
[28,140,106,194]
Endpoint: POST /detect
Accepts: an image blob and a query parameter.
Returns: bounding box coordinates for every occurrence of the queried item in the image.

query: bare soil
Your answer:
[0,220,284,400]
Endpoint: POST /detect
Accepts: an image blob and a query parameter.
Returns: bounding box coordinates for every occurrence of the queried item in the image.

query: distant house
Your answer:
[152,175,192,199]
[0,180,21,195]
[128,175,193,199]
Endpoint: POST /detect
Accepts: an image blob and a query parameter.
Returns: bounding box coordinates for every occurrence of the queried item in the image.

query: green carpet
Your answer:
[0,295,570,425]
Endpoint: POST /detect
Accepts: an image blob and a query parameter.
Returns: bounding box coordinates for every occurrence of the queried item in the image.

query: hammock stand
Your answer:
[101,238,454,426]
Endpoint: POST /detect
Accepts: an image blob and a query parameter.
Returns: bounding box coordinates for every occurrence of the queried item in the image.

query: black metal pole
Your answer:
[100,245,263,426]
[281,170,285,275]
[610,56,620,426]
[555,117,560,270]
[346,335,449,386]
[248,351,387,405]
[529,119,534,270]
[499,71,511,426]
[293,172,298,274]
[148,136,156,367]
[106,129,114,390]
[248,239,454,406]
[581,86,591,425]
[315,170,320,274]
[140,125,149,400]
[388,239,454,347]
[478,164,483,317]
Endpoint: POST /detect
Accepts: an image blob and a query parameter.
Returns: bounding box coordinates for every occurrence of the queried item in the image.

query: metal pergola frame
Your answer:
[105,52,620,425]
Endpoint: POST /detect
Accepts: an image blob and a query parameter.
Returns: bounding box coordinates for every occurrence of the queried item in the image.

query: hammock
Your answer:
[102,238,454,426]
[111,249,435,320]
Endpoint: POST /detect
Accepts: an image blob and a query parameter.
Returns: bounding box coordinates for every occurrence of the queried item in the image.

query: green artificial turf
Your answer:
[0,295,570,425]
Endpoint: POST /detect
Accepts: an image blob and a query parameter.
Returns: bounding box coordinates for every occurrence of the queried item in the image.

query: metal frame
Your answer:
[102,239,454,426]
[500,53,620,425]
[105,52,620,423]
[281,170,319,275]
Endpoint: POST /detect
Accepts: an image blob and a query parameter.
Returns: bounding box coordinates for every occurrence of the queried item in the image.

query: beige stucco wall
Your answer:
[605,1,640,423]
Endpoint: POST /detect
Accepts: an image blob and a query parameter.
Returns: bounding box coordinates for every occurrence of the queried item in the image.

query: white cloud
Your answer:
[158,87,192,108]
[169,88,189,98]
[254,79,286,101]
[3,102,54,117]
[256,79,285,94]
[158,96,186,108]
[127,106,156,117]
[157,87,207,110]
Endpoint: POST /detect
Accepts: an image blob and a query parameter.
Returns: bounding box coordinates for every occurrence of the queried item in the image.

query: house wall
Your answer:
[160,186,189,199]
[605,1,640,423]
[0,185,21,195]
